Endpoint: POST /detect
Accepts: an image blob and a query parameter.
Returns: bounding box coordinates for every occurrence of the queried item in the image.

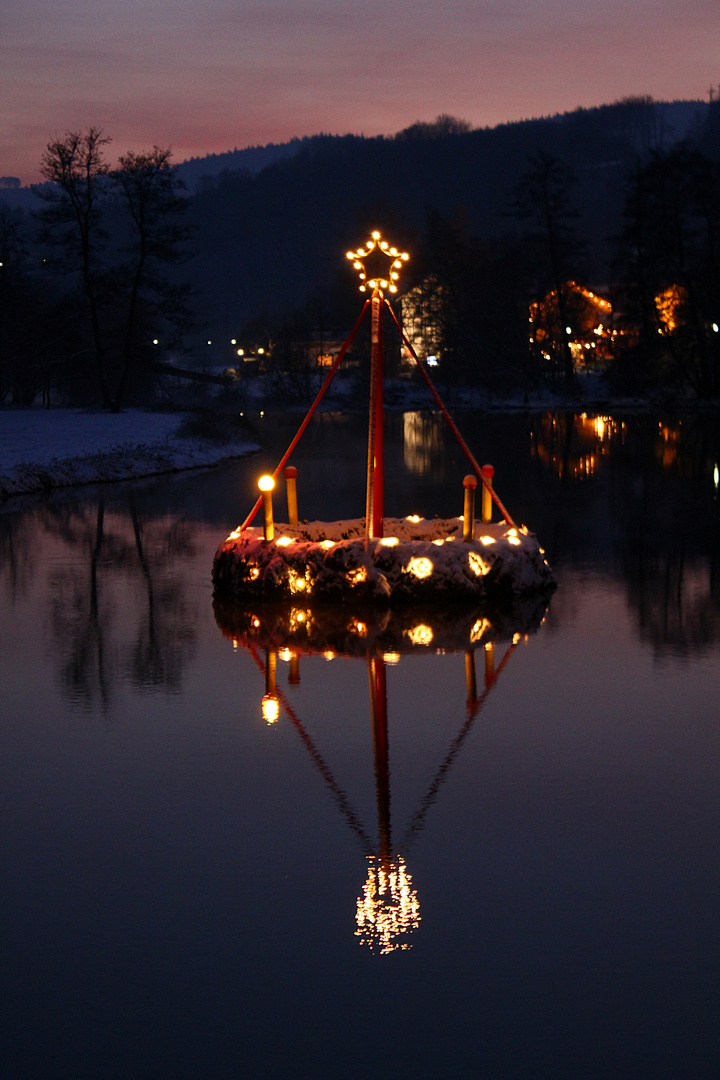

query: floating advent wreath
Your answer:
[213,231,555,607]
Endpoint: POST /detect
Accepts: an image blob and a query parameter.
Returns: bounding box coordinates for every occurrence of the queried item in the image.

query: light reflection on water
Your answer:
[403,410,446,476]
[1,409,720,1078]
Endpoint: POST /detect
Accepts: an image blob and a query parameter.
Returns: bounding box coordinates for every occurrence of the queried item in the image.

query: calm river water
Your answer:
[2,409,720,1079]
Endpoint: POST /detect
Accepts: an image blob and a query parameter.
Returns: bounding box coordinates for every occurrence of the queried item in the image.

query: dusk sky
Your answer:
[2,0,717,185]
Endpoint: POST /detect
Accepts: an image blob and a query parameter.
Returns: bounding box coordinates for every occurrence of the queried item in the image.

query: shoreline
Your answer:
[0,408,258,502]
[3,392,719,502]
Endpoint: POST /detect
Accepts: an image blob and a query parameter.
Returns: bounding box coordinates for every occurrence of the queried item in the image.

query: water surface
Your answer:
[2,409,719,1079]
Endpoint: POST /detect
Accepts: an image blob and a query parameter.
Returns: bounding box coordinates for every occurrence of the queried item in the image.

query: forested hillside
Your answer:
[186,99,713,331]
[1,97,718,406]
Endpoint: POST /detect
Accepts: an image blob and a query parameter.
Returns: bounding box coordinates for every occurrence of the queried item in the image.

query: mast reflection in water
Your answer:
[356,657,420,955]
[215,594,539,955]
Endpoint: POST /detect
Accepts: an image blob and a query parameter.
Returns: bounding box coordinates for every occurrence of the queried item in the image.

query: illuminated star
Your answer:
[346,230,409,294]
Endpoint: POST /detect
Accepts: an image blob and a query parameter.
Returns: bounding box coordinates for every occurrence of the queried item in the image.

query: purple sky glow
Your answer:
[2,0,717,184]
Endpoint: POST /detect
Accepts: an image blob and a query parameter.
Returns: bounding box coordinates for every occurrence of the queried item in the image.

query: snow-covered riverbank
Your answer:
[0,409,258,500]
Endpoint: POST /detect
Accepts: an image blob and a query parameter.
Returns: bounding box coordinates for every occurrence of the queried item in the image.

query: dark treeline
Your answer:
[1,96,718,408]
[0,130,193,410]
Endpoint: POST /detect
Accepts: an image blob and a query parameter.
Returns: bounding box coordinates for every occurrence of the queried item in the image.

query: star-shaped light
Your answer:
[346,230,409,294]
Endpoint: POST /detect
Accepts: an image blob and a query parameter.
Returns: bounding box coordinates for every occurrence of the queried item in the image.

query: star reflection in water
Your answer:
[356,854,420,954]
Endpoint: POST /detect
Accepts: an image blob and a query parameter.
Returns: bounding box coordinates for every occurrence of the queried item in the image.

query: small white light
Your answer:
[407,557,433,579]
[407,624,433,646]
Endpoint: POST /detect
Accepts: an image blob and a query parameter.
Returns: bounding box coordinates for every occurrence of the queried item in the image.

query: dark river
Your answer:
[2,409,720,1079]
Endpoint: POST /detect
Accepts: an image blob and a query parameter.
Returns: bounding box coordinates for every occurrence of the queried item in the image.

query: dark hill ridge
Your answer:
[175,98,709,188]
[177,137,313,189]
[184,98,716,330]
[1,99,715,337]
[2,99,710,214]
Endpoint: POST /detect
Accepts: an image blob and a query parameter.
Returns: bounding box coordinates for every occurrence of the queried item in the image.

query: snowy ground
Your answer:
[0,409,257,500]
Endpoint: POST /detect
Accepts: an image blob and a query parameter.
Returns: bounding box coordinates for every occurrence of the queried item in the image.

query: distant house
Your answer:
[529,281,619,371]
[400,276,445,366]
[303,332,358,369]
